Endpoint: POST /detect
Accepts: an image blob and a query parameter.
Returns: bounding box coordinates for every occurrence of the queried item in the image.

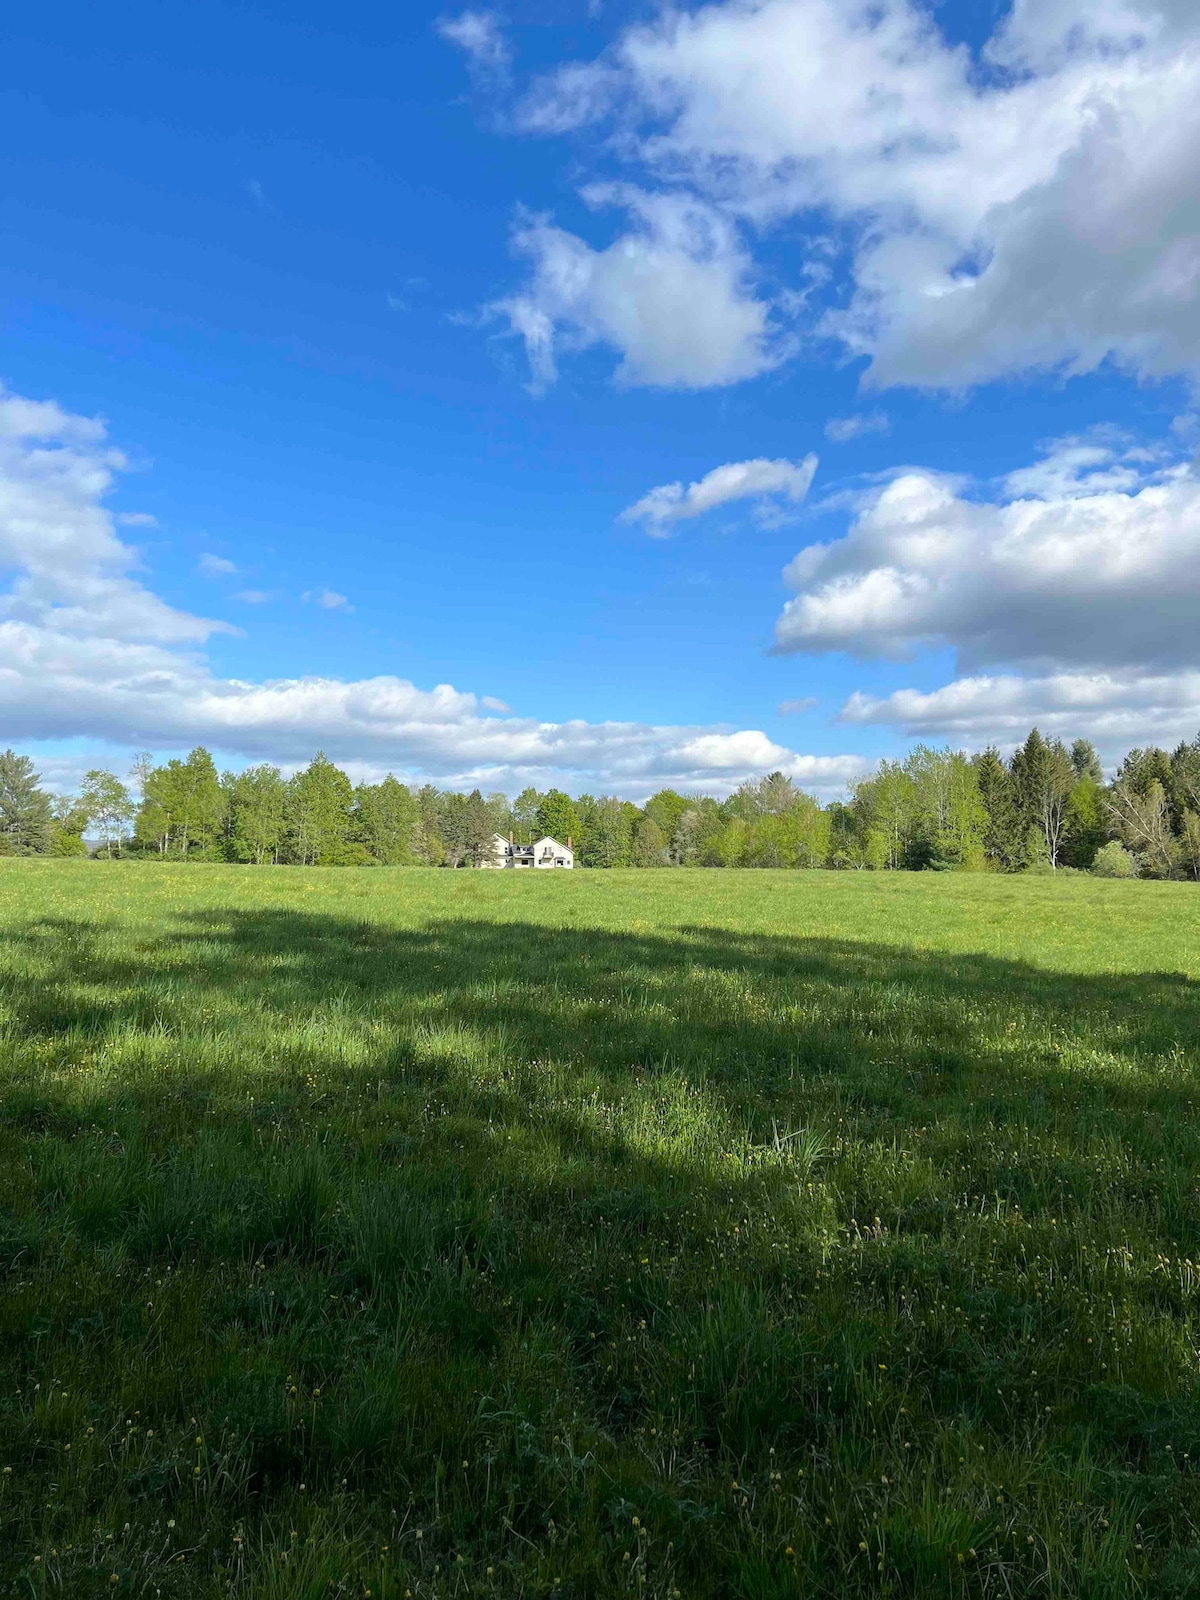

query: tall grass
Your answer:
[0,862,1198,1597]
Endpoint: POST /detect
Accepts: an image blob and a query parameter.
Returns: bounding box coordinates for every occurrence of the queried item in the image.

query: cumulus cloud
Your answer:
[0,384,863,797]
[436,9,510,75]
[775,434,1200,672]
[515,0,1200,389]
[491,190,776,390]
[840,670,1200,757]
[620,454,817,533]
[825,413,889,444]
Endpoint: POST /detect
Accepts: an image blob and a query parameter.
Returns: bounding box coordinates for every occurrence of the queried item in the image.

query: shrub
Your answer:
[1092,840,1138,878]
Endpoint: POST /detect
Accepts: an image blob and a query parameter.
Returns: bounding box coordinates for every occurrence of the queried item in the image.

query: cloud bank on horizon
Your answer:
[0,387,865,797]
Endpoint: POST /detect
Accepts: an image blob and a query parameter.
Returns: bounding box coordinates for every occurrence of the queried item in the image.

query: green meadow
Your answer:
[1,862,1199,1599]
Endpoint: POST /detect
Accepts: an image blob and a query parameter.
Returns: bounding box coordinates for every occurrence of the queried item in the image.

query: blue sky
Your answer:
[2,0,1198,797]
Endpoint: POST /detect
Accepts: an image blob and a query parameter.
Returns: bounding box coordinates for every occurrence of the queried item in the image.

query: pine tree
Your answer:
[1070,739,1104,785]
[973,747,1021,870]
[0,750,52,855]
[1010,729,1074,868]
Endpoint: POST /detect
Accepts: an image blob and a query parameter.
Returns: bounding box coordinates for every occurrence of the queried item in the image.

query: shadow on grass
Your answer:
[2,908,1200,1596]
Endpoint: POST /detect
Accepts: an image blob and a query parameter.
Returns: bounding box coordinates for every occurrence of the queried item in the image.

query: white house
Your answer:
[484,833,574,869]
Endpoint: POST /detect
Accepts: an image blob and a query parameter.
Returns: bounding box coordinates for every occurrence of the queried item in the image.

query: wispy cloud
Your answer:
[235,589,271,604]
[116,511,158,528]
[302,588,353,612]
[825,412,890,444]
[436,10,510,77]
[197,553,237,577]
[778,696,818,714]
[621,454,818,535]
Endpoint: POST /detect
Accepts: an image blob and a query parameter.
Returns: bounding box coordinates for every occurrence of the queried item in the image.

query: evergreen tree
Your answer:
[1010,729,1074,869]
[1116,746,1173,797]
[0,750,52,855]
[463,789,499,866]
[1070,739,1104,785]
[413,785,445,865]
[973,747,1022,870]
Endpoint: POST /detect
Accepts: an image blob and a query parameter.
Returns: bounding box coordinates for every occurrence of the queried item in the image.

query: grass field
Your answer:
[1,862,1199,1599]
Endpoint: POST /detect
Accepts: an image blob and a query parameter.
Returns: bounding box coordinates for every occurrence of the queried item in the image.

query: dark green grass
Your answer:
[1,864,1199,1598]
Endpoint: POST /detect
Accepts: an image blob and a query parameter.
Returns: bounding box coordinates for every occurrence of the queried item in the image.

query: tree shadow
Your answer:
[4,906,1200,1593]
[5,907,1199,1228]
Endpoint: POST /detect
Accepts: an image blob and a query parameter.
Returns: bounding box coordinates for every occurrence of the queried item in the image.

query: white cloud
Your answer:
[516,0,1200,389]
[437,10,510,75]
[491,189,776,390]
[0,389,226,648]
[620,453,817,533]
[116,511,158,528]
[778,696,818,714]
[825,413,889,444]
[0,384,862,797]
[840,669,1200,759]
[198,553,237,576]
[318,589,351,611]
[775,434,1200,672]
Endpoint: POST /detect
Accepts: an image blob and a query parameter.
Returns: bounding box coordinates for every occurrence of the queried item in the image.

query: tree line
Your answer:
[1,729,1198,878]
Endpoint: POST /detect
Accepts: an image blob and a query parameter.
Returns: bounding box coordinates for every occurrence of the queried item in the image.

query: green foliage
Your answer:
[5,726,1200,880]
[974,746,1023,870]
[1011,729,1075,868]
[352,775,418,865]
[581,797,633,867]
[535,787,579,847]
[0,749,51,855]
[224,763,288,864]
[79,768,135,857]
[286,752,354,865]
[1092,840,1138,878]
[439,788,498,867]
[1,865,1199,1595]
[1062,776,1108,868]
[136,747,224,856]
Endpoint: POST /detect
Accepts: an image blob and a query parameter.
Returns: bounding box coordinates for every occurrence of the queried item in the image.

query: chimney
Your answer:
[567,835,572,850]
[509,831,513,845]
